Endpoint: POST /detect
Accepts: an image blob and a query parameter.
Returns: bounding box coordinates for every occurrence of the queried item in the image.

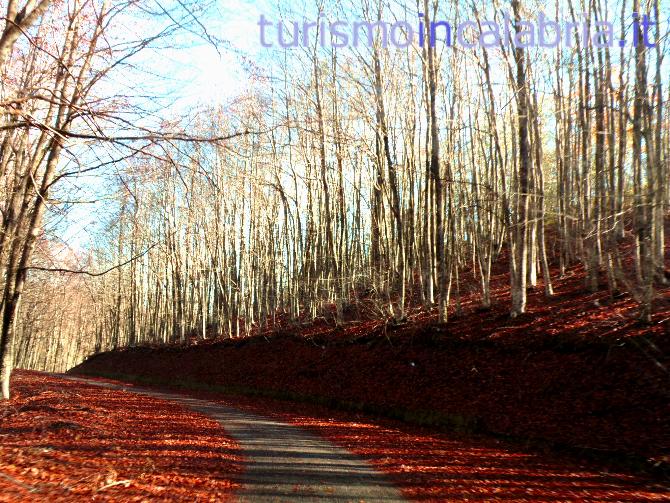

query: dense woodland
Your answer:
[0,0,668,399]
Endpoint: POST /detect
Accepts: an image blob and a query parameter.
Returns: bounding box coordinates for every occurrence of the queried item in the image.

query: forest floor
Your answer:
[137,384,670,501]
[74,256,670,472]
[57,375,406,502]
[0,371,242,502]
[2,371,669,502]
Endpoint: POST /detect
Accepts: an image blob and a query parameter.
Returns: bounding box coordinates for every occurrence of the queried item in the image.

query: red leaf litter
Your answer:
[0,371,241,502]
[182,392,670,502]
[73,240,670,467]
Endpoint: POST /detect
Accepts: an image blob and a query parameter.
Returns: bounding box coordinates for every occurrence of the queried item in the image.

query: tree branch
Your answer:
[22,243,158,277]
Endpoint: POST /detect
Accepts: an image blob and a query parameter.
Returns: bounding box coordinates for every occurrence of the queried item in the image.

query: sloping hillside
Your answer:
[73,258,670,472]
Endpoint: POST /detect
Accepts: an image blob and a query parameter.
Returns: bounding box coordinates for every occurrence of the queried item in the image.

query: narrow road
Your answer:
[61,376,405,503]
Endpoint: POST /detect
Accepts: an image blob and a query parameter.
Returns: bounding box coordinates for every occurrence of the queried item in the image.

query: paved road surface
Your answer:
[61,375,405,503]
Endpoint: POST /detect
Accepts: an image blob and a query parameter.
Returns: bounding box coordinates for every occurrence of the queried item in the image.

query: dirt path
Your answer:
[61,376,405,502]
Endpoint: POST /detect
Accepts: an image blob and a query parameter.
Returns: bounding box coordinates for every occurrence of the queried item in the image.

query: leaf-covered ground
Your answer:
[75,263,670,464]
[222,394,670,502]
[3,371,668,501]
[0,371,241,502]
[67,378,669,502]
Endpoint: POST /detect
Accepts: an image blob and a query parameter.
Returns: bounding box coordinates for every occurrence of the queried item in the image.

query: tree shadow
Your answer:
[1,374,242,501]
